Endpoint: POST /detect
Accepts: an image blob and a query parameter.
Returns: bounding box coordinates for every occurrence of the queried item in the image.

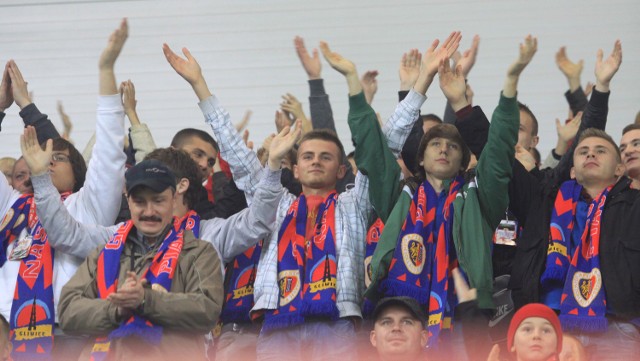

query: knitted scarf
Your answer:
[1,193,68,361]
[174,210,200,237]
[381,177,463,346]
[558,185,610,332]
[263,192,338,331]
[219,242,262,324]
[90,221,184,361]
[541,181,582,288]
[362,217,384,318]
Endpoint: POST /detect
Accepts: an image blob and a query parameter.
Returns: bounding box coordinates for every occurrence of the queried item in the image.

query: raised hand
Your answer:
[235,110,252,132]
[268,120,301,171]
[486,344,501,361]
[280,93,307,122]
[0,62,13,111]
[399,49,421,91]
[360,70,379,104]
[163,44,211,101]
[99,18,128,71]
[515,144,537,171]
[507,35,537,78]
[319,41,362,95]
[99,18,128,95]
[7,60,32,109]
[274,110,290,133]
[555,111,582,155]
[594,40,622,92]
[454,34,480,78]
[414,31,462,95]
[20,126,52,177]
[120,80,141,125]
[294,36,321,80]
[451,267,477,303]
[242,129,254,150]
[556,47,583,92]
[504,35,537,98]
[438,59,468,112]
[57,101,73,140]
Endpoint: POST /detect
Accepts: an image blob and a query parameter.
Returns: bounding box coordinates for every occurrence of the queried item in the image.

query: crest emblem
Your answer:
[571,268,602,307]
[278,270,301,306]
[401,234,425,275]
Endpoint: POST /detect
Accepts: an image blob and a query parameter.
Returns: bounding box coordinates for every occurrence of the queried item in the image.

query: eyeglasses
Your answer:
[51,153,71,163]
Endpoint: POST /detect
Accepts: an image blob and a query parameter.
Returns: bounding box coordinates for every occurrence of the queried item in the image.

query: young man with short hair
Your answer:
[619,123,640,189]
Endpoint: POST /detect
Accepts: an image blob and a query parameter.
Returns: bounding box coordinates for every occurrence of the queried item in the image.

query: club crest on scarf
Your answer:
[381,177,463,347]
[264,192,339,331]
[219,241,262,325]
[0,194,68,361]
[540,182,611,333]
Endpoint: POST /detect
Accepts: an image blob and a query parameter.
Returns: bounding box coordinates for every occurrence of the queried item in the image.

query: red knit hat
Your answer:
[507,303,563,355]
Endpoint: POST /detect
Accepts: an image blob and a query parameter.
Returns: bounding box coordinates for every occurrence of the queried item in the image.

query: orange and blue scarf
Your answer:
[263,192,338,331]
[1,194,68,361]
[90,220,184,361]
[363,217,384,318]
[382,177,463,346]
[558,184,610,332]
[220,242,262,324]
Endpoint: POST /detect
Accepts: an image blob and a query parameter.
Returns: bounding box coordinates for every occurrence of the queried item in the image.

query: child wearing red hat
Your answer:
[488,303,562,361]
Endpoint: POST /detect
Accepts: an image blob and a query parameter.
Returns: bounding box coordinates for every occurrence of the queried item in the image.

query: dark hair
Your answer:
[171,128,219,153]
[298,129,345,160]
[421,113,443,124]
[50,138,86,193]
[144,148,201,209]
[575,128,621,163]
[622,123,640,135]
[415,124,471,181]
[518,102,538,136]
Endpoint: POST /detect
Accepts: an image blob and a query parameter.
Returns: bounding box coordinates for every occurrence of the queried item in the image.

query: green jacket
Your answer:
[365,94,519,309]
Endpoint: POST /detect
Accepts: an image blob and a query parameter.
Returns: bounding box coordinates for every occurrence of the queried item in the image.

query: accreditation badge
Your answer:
[494,219,517,246]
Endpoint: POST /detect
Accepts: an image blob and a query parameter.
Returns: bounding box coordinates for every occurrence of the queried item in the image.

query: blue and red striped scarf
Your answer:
[1,193,68,361]
[362,217,384,318]
[545,182,610,332]
[263,192,338,331]
[174,210,200,237]
[382,177,463,346]
[90,220,184,361]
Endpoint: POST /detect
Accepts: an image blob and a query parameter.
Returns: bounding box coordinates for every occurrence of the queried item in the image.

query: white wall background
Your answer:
[0,0,638,160]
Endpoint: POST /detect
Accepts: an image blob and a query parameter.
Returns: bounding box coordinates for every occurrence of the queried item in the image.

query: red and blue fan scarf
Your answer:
[90,220,185,361]
[263,192,339,331]
[542,181,610,333]
[0,193,69,361]
[219,241,262,324]
[174,210,200,237]
[381,177,463,346]
[362,217,384,318]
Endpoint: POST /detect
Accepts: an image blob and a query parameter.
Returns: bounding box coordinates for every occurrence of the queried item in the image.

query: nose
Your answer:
[439,143,449,154]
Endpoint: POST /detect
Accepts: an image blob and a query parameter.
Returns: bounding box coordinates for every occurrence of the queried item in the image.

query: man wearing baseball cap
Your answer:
[370,297,429,361]
[56,159,223,361]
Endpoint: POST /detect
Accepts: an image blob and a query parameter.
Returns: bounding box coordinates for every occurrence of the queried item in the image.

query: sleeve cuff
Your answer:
[308,79,326,96]
[404,89,427,109]
[263,167,282,186]
[455,105,473,119]
[31,173,56,193]
[589,88,610,108]
[348,92,370,114]
[198,95,221,115]
[97,94,124,110]
[18,103,41,123]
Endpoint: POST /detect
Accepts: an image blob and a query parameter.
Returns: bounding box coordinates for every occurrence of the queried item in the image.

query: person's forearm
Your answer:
[19,103,61,142]
[383,89,426,158]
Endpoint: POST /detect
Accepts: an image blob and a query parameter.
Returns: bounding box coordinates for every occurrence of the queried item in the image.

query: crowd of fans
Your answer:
[0,18,638,361]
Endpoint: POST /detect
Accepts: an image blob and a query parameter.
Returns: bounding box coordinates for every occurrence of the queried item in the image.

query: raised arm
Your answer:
[443,35,480,124]
[163,44,263,195]
[21,126,115,257]
[121,80,157,163]
[8,61,61,142]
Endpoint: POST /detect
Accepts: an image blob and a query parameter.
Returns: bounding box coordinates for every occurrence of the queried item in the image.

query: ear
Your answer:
[420,330,428,348]
[293,164,300,180]
[531,135,540,149]
[570,166,576,180]
[614,162,625,178]
[336,164,346,180]
[176,178,189,195]
[369,330,377,348]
